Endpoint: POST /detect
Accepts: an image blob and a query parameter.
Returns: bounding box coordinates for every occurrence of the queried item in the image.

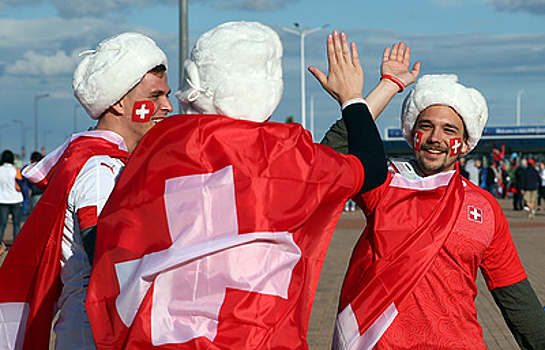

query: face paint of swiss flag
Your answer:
[413,131,423,151]
[449,137,462,157]
[132,101,156,123]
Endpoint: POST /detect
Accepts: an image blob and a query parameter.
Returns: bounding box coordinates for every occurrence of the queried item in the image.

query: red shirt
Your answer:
[357,170,526,349]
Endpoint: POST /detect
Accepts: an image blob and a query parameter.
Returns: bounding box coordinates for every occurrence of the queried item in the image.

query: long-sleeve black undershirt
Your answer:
[340,102,387,194]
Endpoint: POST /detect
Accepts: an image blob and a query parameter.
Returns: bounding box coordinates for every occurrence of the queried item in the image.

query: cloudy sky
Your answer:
[1,0,544,156]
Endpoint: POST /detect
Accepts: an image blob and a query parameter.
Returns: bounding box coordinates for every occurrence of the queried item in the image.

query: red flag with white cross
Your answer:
[86,114,364,349]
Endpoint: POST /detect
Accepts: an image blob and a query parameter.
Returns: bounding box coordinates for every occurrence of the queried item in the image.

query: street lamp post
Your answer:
[43,130,53,154]
[24,127,33,156]
[281,23,328,129]
[34,93,50,152]
[179,0,189,113]
[516,90,524,126]
[12,119,25,158]
[0,124,8,150]
[310,94,315,140]
[74,104,81,134]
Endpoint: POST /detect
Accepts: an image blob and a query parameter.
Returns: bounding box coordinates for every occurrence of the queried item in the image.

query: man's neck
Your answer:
[409,159,457,178]
[409,159,429,177]
[95,115,135,153]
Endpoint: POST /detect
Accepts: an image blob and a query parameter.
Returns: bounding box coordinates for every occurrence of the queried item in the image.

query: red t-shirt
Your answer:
[357,171,527,349]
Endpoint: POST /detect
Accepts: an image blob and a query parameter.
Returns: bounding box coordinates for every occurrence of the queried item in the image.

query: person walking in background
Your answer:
[478,160,496,196]
[520,158,541,218]
[0,32,172,349]
[466,158,480,185]
[458,157,469,179]
[0,149,24,254]
[25,151,45,213]
[513,158,526,211]
[537,161,545,209]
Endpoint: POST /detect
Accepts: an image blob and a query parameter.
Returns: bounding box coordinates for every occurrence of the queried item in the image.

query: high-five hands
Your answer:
[381,42,420,89]
[309,31,363,106]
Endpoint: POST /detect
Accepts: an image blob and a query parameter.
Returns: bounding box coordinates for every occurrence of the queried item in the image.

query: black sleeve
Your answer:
[491,278,545,349]
[82,225,97,266]
[320,117,349,155]
[342,103,387,194]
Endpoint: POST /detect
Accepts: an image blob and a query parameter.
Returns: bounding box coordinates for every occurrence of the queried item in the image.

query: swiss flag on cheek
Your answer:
[449,138,462,157]
[413,131,423,151]
[132,101,156,123]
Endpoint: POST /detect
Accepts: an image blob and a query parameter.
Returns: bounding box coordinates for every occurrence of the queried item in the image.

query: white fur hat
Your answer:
[401,74,488,152]
[176,21,283,122]
[73,32,167,120]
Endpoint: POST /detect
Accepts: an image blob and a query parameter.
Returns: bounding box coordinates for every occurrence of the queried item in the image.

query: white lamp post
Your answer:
[74,104,81,134]
[310,94,315,140]
[34,93,50,151]
[281,23,328,129]
[179,0,189,113]
[516,90,524,126]
[43,130,53,154]
[0,124,7,151]
[12,119,25,157]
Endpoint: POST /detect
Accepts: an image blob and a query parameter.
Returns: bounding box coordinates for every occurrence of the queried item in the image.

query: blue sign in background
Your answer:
[386,126,545,140]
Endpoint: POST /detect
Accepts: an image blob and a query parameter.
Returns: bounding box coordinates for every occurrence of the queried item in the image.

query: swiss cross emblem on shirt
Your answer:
[468,205,483,223]
[413,131,423,151]
[132,101,155,122]
[449,137,462,156]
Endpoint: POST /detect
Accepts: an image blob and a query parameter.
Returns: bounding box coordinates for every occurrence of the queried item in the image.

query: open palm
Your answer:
[381,42,420,87]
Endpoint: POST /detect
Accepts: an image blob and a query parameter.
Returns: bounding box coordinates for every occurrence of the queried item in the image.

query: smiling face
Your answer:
[412,105,469,176]
[119,70,173,140]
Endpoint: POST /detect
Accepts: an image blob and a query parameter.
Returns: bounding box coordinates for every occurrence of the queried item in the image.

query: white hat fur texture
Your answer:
[401,74,488,152]
[73,32,167,120]
[176,21,283,123]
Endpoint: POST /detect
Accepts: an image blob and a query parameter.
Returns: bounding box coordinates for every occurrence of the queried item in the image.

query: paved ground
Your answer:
[307,198,545,349]
[1,198,544,349]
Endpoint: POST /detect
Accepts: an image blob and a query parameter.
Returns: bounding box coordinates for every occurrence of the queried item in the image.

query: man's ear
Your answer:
[109,99,125,116]
[460,139,470,156]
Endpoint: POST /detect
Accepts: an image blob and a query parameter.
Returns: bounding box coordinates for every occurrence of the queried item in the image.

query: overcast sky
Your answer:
[1,0,544,156]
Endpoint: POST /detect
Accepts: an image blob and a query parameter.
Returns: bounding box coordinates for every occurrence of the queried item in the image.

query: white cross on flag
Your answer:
[468,205,483,223]
[112,166,301,346]
[449,137,462,157]
[132,100,155,122]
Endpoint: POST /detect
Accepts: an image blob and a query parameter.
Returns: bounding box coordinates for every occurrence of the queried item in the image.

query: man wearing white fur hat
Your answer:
[322,71,545,347]
[0,32,172,349]
[86,22,393,348]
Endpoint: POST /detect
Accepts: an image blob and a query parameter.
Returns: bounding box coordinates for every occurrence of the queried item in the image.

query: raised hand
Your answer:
[309,30,364,106]
[381,42,420,89]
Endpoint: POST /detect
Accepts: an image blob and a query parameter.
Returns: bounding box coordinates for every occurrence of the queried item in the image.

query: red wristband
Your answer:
[381,74,405,92]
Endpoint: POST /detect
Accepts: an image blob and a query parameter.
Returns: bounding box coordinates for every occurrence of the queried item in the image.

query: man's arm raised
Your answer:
[310,30,386,193]
[366,42,420,119]
[320,41,420,153]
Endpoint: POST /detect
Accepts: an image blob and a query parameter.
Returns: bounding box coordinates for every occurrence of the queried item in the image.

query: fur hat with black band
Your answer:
[73,32,168,120]
[401,74,488,153]
[176,21,283,123]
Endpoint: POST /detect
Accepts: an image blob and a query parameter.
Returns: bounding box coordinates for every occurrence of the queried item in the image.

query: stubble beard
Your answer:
[415,149,457,176]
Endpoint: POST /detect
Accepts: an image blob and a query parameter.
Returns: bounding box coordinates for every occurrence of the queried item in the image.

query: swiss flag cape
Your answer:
[87,114,364,349]
[0,131,129,350]
[333,167,465,350]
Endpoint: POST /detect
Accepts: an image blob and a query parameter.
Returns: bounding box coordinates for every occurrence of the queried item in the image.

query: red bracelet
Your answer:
[381,74,405,92]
